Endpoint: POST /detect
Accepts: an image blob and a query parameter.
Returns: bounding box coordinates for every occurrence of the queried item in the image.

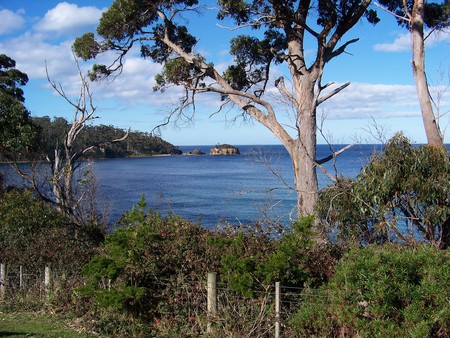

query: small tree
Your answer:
[317,134,450,247]
[15,60,128,227]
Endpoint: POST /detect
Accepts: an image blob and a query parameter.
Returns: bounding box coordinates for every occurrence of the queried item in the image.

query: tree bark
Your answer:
[411,0,443,146]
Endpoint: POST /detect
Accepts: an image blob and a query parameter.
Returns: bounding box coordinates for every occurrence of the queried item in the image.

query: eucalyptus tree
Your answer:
[74,0,379,219]
[317,134,450,248]
[376,0,449,146]
[0,54,37,154]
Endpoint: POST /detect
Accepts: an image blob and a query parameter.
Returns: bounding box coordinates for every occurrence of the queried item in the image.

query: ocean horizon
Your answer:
[3,143,446,228]
[92,144,378,227]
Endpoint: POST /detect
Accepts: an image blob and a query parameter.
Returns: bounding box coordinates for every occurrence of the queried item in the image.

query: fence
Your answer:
[0,263,56,301]
[0,263,327,336]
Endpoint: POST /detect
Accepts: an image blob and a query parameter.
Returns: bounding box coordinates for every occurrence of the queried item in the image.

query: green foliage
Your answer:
[71,32,102,61]
[0,54,28,102]
[74,0,380,96]
[0,188,100,270]
[377,0,449,29]
[317,134,450,247]
[79,198,340,334]
[2,116,182,161]
[80,195,217,319]
[217,216,339,297]
[222,31,287,96]
[153,56,208,92]
[291,244,450,337]
[0,54,39,153]
[73,0,199,81]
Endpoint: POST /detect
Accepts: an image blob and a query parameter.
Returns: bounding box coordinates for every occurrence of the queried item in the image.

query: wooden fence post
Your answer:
[275,281,281,338]
[44,266,51,299]
[0,263,5,297]
[207,272,217,334]
[19,265,23,288]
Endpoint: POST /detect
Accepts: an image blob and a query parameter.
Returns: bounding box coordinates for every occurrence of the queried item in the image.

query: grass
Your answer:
[0,312,93,337]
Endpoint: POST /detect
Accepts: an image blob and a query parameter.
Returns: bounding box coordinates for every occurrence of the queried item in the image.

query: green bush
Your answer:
[290,244,450,337]
[317,134,450,247]
[79,197,342,336]
[79,195,220,335]
[0,188,99,270]
[216,216,340,296]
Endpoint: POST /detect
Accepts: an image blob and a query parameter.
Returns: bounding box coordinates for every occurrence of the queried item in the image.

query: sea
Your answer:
[84,144,378,227]
[1,144,381,228]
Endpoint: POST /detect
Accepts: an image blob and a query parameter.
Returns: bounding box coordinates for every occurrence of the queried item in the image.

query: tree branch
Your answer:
[317,82,351,106]
[374,2,411,24]
[316,143,354,165]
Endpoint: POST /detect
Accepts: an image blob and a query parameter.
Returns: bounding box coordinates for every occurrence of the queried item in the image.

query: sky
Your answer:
[0,0,449,146]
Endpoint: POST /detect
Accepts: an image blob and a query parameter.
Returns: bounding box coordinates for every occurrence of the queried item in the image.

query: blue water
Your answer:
[90,144,377,227]
[0,144,379,227]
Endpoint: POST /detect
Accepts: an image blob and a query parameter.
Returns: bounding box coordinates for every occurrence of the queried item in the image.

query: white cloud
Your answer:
[321,82,421,119]
[0,9,25,34]
[374,32,410,52]
[0,32,74,79]
[425,27,450,47]
[374,27,450,52]
[34,2,104,36]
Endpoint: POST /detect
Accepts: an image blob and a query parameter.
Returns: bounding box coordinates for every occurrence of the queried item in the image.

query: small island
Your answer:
[186,149,206,155]
[209,144,240,156]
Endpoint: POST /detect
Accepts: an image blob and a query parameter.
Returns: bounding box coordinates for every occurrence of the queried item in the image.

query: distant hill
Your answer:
[0,116,182,161]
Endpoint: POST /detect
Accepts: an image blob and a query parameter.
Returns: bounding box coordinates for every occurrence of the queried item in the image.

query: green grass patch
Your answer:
[0,312,91,337]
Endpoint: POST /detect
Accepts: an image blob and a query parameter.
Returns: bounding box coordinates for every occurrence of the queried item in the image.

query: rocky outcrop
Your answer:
[209,144,240,155]
[186,149,205,155]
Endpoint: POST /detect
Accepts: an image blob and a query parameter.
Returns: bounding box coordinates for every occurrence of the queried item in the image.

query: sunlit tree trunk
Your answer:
[411,0,443,146]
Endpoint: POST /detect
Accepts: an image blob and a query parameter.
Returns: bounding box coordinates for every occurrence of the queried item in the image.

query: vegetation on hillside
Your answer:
[0,116,182,162]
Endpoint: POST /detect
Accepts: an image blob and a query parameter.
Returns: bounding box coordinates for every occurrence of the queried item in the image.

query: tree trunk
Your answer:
[291,121,319,216]
[411,0,443,146]
[280,73,319,217]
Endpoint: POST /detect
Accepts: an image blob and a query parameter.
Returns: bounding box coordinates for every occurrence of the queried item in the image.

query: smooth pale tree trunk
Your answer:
[289,144,319,215]
[411,0,443,146]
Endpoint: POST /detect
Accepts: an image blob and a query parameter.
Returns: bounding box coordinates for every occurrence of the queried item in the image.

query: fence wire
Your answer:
[1,264,331,337]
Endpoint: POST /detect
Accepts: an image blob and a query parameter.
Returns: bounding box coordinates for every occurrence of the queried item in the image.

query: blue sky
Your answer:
[0,0,449,146]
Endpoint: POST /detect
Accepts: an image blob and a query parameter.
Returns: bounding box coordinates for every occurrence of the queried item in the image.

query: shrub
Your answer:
[290,244,450,337]
[217,216,340,296]
[317,134,450,247]
[0,188,99,270]
[79,195,220,335]
[80,198,342,336]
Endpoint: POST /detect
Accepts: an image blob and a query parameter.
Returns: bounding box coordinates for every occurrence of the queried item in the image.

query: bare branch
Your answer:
[316,144,354,165]
[275,77,300,110]
[317,82,351,106]
[374,2,411,24]
[324,39,359,63]
[316,162,338,183]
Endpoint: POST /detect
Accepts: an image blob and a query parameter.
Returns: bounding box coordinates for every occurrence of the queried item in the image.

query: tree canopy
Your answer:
[0,54,38,153]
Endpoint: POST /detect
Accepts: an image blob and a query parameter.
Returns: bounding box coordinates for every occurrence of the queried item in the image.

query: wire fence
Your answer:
[0,263,330,336]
